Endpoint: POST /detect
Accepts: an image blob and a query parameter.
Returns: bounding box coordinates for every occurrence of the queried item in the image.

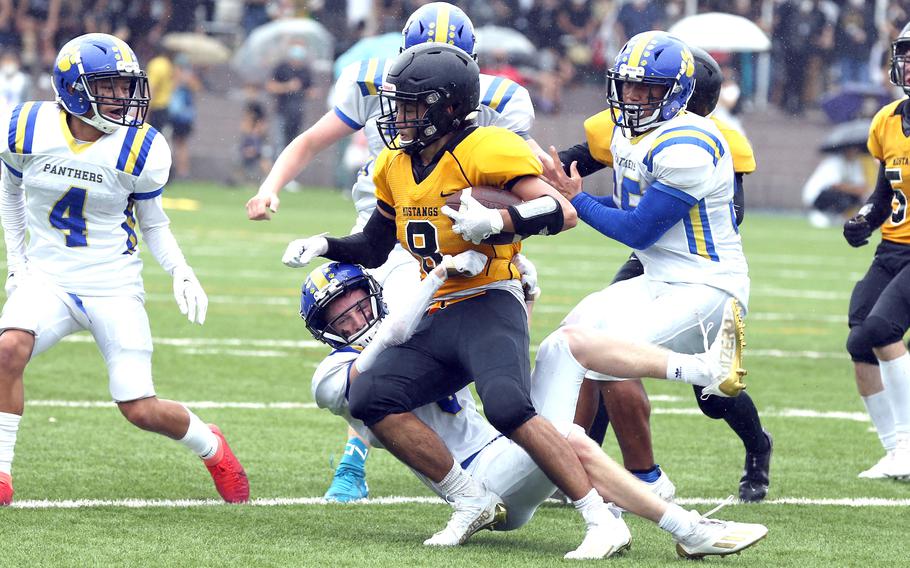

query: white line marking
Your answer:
[62,335,322,349]
[26,399,868,422]
[9,495,910,510]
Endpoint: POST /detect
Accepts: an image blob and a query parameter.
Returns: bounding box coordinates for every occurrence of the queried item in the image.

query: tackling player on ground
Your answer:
[842,22,910,479]
[300,258,768,558]
[0,34,249,505]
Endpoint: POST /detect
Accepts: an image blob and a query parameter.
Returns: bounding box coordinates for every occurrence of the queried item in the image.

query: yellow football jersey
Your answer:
[583,110,756,174]
[373,126,542,297]
[868,99,910,244]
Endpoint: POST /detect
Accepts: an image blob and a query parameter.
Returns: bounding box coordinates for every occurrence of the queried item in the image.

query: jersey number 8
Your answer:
[405,220,443,274]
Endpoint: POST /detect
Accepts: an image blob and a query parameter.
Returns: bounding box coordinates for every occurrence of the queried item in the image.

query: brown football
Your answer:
[443,186,523,245]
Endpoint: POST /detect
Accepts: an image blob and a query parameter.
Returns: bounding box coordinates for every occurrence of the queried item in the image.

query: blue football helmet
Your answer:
[52,33,150,134]
[606,31,695,135]
[300,262,387,349]
[401,2,476,58]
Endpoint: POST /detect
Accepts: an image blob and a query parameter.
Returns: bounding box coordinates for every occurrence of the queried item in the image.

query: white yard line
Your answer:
[9,495,910,510]
[25,399,870,422]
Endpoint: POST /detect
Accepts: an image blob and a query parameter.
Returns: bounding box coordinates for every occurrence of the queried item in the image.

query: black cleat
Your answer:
[739,430,772,502]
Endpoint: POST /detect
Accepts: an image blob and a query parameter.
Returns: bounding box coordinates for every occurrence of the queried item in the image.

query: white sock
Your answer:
[665,353,709,386]
[178,407,218,460]
[880,353,910,436]
[573,488,606,524]
[0,412,21,475]
[862,391,897,451]
[435,463,482,499]
[531,329,588,423]
[658,503,697,540]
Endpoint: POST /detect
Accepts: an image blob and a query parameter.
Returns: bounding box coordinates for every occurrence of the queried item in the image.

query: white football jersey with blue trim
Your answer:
[0,101,170,297]
[331,58,535,228]
[312,348,499,465]
[610,111,749,306]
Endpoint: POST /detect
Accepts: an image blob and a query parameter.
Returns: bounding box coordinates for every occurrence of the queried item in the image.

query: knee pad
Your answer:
[347,372,386,425]
[484,396,536,436]
[694,385,735,419]
[847,315,902,364]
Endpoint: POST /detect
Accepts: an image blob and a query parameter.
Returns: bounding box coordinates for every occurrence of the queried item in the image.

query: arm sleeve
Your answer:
[733,173,745,226]
[0,172,27,268]
[861,163,894,230]
[135,196,188,275]
[355,271,445,373]
[570,182,694,249]
[324,208,398,268]
[558,142,608,178]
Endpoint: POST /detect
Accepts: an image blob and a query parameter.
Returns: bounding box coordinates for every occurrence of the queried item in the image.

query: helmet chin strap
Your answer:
[75,102,120,134]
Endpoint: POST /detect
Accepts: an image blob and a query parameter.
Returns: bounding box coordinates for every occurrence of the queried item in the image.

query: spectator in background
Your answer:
[233,101,273,186]
[242,0,272,38]
[479,48,526,85]
[0,0,17,51]
[168,54,202,179]
[16,0,61,67]
[616,0,664,46]
[558,0,598,78]
[0,50,28,112]
[835,0,877,85]
[773,0,817,116]
[526,0,574,113]
[803,142,875,228]
[120,2,168,64]
[146,47,174,132]
[267,44,313,152]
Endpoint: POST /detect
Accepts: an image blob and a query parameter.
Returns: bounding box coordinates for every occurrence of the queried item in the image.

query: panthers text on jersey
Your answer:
[0,101,169,297]
[868,98,910,245]
[312,347,498,464]
[606,110,749,306]
[331,58,535,229]
[372,126,542,300]
[584,109,756,175]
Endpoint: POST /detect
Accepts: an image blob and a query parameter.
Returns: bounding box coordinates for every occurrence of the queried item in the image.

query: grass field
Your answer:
[0,182,906,567]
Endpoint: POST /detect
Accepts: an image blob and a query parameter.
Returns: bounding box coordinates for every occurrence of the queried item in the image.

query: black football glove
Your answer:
[843,214,873,247]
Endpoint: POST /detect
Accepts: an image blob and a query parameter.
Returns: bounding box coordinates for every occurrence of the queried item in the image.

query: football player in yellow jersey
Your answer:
[281,43,635,558]
[842,23,910,479]
[539,46,772,502]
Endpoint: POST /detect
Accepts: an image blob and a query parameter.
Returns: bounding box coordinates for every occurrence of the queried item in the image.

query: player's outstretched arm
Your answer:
[354,250,488,375]
[135,198,208,325]
[247,111,356,221]
[283,208,398,269]
[1,171,27,296]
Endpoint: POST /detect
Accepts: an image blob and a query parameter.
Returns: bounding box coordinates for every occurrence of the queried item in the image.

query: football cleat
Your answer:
[424,487,506,546]
[884,434,910,480]
[564,502,633,560]
[700,298,747,398]
[204,424,250,503]
[646,469,677,502]
[858,451,896,479]
[675,498,768,559]
[739,430,773,502]
[0,471,12,506]
[324,464,369,502]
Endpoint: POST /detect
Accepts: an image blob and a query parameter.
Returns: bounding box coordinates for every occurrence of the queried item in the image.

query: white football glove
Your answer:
[513,253,541,302]
[173,265,208,325]
[282,233,329,268]
[441,250,488,278]
[440,188,504,245]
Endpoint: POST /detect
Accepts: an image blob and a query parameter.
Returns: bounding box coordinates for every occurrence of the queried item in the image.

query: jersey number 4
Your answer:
[405,220,443,273]
[49,186,88,247]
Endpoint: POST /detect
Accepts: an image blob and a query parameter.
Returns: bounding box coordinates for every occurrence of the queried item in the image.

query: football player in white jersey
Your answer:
[0,34,248,505]
[301,258,767,558]
[538,31,751,493]
[248,2,540,502]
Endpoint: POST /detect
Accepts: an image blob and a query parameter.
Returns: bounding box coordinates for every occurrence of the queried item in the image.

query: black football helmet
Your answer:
[376,42,480,155]
[891,22,910,95]
[687,46,723,117]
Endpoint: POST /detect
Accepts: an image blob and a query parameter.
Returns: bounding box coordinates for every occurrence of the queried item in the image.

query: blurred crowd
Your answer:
[0,0,907,192]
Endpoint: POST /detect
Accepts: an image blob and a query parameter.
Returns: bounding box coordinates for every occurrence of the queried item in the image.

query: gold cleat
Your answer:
[702,298,747,398]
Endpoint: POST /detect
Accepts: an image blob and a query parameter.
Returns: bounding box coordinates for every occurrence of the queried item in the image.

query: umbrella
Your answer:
[333,33,401,78]
[819,119,872,153]
[819,83,893,124]
[475,25,536,63]
[233,18,334,83]
[162,33,231,65]
[668,12,771,52]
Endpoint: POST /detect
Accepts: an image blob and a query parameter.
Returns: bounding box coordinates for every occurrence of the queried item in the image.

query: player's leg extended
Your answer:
[0,282,85,505]
[846,256,898,476]
[324,250,421,502]
[566,426,768,558]
[89,296,248,502]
